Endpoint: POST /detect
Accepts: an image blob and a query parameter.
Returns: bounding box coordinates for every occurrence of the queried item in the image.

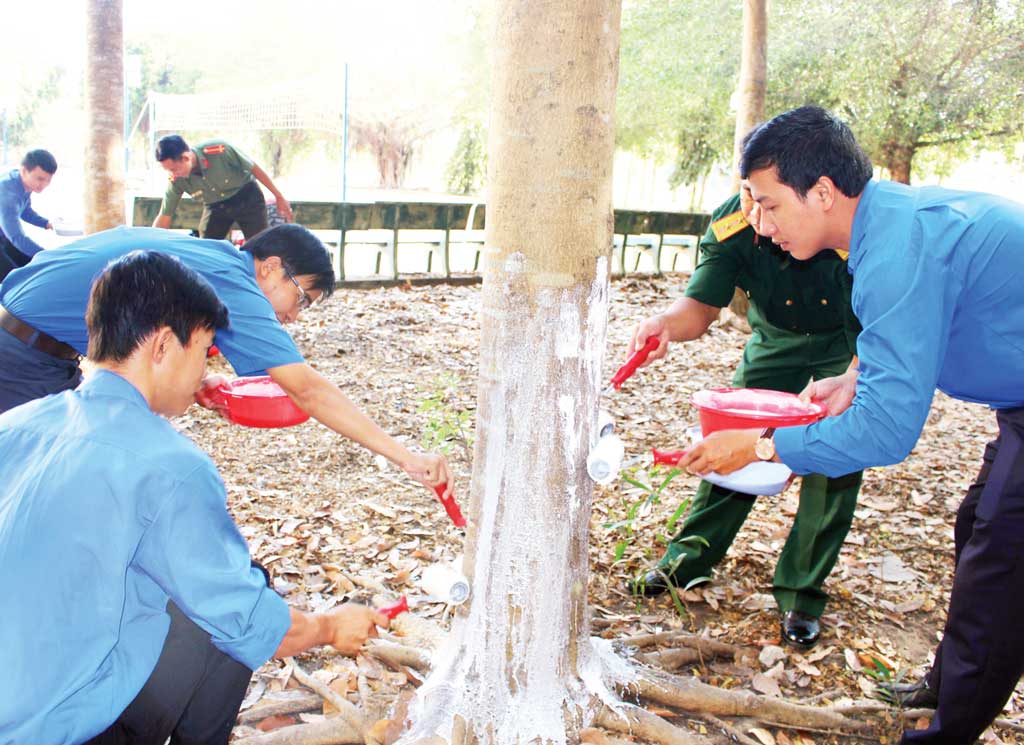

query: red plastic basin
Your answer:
[691,387,825,436]
[210,376,309,428]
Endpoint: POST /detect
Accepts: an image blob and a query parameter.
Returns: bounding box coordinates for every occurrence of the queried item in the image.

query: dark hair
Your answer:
[155,135,190,162]
[87,251,230,362]
[740,106,873,199]
[242,224,336,299]
[22,149,57,174]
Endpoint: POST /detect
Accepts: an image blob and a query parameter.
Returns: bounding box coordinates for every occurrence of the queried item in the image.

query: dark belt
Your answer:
[0,306,80,360]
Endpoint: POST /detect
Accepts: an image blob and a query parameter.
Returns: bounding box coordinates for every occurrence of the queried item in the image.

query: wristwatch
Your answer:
[754,427,776,461]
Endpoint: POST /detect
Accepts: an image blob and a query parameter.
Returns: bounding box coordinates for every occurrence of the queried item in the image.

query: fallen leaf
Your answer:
[749,727,776,745]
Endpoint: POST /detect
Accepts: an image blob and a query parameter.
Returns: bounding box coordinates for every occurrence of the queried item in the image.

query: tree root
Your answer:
[286,658,378,744]
[618,631,740,658]
[233,717,361,745]
[365,639,432,673]
[595,703,714,745]
[237,692,324,725]
[626,667,869,732]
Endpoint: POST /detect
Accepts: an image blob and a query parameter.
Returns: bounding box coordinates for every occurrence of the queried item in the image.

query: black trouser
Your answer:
[903,406,1024,744]
[85,561,272,745]
[0,234,31,282]
[198,180,268,240]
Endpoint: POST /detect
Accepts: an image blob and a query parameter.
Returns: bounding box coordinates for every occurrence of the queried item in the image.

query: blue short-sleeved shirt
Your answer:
[776,180,1024,477]
[0,370,291,745]
[0,226,303,376]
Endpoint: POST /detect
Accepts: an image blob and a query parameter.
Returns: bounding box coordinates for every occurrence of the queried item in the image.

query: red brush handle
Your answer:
[651,447,689,467]
[434,484,467,527]
[609,336,660,390]
[379,595,409,620]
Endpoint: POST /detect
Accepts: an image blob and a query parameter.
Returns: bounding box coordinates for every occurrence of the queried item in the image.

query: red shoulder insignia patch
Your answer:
[202,144,226,155]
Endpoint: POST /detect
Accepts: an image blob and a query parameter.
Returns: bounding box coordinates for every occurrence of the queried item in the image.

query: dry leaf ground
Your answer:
[177,276,1021,743]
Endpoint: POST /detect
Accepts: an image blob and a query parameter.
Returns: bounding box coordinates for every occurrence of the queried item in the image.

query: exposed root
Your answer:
[595,703,714,745]
[232,717,361,745]
[286,658,376,743]
[237,692,323,725]
[639,648,703,671]
[365,639,432,673]
[618,631,740,658]
[626,667,868,732]
[698,713,762,745]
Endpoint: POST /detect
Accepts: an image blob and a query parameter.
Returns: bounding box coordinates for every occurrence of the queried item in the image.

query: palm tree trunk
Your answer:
[84,0,125,233]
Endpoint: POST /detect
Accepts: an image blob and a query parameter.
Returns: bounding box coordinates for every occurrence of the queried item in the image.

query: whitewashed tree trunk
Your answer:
[84,0,125,233]
[398,2,624,743]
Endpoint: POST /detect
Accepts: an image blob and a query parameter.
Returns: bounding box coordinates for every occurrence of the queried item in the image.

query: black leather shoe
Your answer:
[878,677,938,709]
[627,570,672,597]
[781,610,820,648]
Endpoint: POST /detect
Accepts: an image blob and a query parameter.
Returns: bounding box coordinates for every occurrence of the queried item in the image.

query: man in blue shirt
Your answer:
[0,224,452,496]
[681,106,1024,744]
[0,148,57,281]
[0,251,388,745]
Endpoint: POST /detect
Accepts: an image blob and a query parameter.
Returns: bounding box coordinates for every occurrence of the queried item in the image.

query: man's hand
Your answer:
[402,452,453,497]
[799,369,858,416]
[627,314,671,364]
[45,222,54,231]
[324,604,389,656]
[680,429,760,476]
[275,195,294,223]
[195,374,230,417]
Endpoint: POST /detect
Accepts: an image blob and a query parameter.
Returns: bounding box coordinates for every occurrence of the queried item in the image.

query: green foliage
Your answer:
[616,0,1024,184]
[445,120,487,195]
[418,373,475,462]
[4,67,64,148]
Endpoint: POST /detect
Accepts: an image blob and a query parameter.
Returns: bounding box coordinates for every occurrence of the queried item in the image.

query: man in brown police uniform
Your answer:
[153,135,293,240]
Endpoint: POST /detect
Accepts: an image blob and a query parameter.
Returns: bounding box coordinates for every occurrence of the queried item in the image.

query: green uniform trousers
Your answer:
[660,321,862,617]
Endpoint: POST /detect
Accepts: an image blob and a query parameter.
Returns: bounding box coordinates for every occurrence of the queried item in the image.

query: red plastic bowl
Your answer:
[691,387,825,436]
[209,376,310,428]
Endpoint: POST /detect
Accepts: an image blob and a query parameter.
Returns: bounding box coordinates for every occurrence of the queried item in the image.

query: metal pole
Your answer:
[342,62,349,203]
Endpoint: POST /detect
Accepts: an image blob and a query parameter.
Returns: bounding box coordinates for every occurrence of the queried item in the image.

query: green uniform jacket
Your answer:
[685,193,860,386]
[159,139,256,218]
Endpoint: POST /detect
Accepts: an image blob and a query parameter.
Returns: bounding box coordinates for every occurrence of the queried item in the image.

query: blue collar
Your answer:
[79,369,151,410]
[847,179,878,274]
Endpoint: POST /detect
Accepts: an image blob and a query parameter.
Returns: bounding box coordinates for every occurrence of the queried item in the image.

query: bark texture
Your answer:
[728,0,767,322]
[84,0,126,232]
[396,2,623,743]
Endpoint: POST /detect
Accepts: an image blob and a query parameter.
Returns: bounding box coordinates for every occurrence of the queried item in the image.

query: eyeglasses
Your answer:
[283,267,313,310]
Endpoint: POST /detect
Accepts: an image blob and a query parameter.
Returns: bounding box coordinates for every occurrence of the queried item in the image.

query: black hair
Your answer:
[22,149,57,174]
[241,224,336,299]
[155,134,190,162]
[740,106,873,199]
[86,251,230,362]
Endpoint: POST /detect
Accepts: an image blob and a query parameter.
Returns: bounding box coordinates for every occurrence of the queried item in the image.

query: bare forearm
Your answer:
[153,214,173,229]
[660,297,721,342]
[274,609,327,658]
[269,363,413,466]
[251,164,283,198]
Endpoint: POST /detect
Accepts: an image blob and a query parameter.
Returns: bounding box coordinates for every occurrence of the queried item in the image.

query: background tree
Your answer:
[84,0,125,232]
[350,118,421,190]
[616,0,1024,188]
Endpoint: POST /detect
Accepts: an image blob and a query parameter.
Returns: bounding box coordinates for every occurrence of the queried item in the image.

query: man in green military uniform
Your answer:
[628,188,862,648]
[153,135,293,240]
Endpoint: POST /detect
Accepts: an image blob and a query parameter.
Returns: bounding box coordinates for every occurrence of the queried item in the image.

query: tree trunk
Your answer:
[881,144,915,184]
[727,0,766,326]
[396,1,622,743]
[84,0,125,233]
